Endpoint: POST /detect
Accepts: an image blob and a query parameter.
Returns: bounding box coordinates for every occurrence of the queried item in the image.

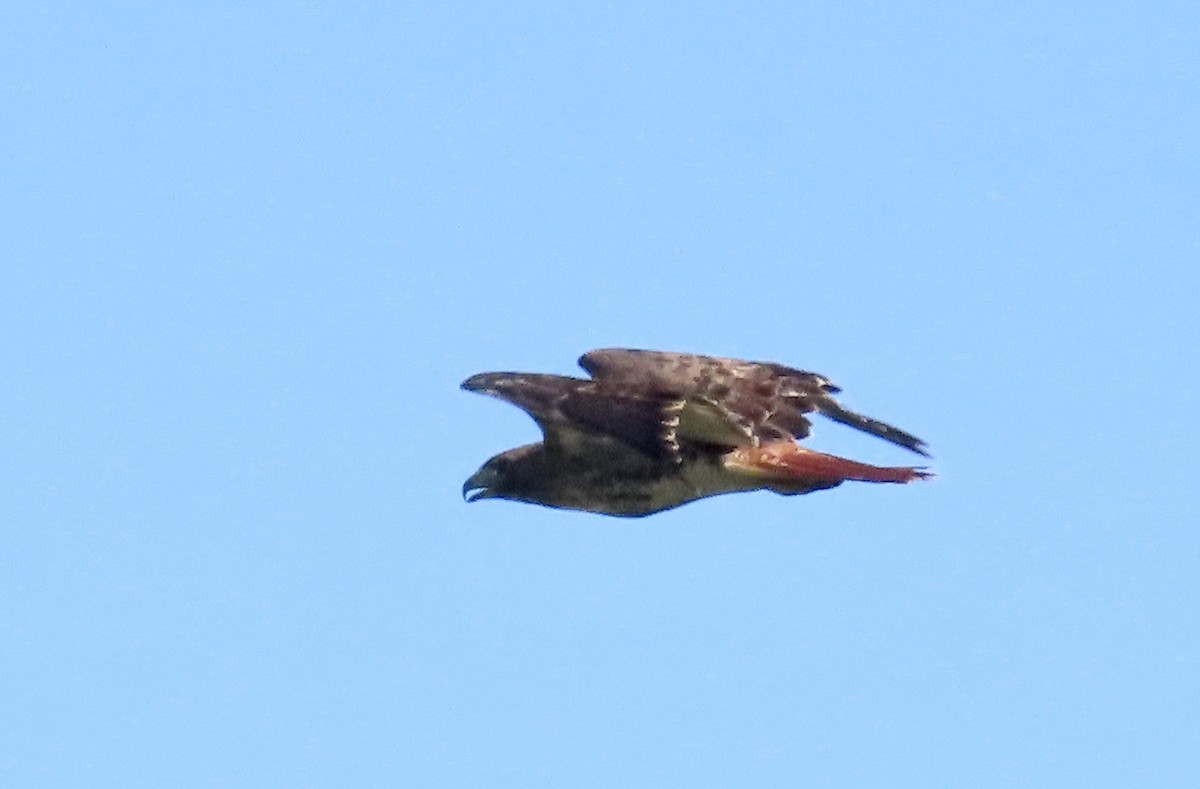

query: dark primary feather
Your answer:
[816,400,929,456]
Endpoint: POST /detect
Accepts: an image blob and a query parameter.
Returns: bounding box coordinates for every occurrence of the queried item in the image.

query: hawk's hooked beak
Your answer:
[462,467,499,503]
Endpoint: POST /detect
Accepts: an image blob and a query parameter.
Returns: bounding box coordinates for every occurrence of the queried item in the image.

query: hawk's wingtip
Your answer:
[461,373,492,392]
[576,349,607,375]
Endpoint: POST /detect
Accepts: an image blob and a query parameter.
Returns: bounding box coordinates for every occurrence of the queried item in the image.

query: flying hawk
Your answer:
[462,349,931,517]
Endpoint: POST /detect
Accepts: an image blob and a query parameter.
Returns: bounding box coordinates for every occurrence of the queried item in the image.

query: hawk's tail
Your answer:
[726,441,932,487]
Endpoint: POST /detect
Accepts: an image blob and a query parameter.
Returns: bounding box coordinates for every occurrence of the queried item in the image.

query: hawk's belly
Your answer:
[542,459,753,517]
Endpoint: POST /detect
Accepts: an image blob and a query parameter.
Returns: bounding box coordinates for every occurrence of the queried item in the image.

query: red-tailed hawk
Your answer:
[462,349,931,517]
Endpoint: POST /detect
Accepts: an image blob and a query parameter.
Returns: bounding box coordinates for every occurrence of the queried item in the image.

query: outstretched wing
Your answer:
[461,372,684,461]
[579,348,928,456]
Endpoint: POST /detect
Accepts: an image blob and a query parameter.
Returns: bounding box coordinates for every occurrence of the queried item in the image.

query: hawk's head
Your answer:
[462,443,546,505]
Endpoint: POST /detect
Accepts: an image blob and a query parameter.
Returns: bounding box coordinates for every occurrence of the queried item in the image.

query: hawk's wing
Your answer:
[579,348,928,456]
[460,372,684,461]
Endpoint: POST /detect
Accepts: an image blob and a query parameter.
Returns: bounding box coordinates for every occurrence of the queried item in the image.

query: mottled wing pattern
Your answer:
[578,349,828,448]
[579,349,928,456]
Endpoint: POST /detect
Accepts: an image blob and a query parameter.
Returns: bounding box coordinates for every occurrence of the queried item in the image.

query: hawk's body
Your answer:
[462,349,930,517]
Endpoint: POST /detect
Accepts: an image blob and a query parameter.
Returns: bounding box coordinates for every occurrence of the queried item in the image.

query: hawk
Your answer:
[462,349,931,517]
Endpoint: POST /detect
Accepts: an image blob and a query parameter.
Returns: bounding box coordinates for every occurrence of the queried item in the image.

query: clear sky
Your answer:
[4,2,1198,786]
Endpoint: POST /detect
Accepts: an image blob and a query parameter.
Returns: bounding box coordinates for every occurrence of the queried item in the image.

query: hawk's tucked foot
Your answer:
[726,441,932,486]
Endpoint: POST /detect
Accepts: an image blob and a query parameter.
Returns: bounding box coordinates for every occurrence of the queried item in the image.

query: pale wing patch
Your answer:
[675,398,756,447]
[661,399,685,461]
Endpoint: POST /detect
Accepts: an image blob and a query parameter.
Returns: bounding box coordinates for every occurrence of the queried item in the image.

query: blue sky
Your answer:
[3,2,1198,786]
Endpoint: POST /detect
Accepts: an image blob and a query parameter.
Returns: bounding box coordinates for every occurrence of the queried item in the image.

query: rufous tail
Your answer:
[727,441,932,484]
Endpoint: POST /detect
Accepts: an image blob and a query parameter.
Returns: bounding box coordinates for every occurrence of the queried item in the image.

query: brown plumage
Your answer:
[462,349,931,517]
